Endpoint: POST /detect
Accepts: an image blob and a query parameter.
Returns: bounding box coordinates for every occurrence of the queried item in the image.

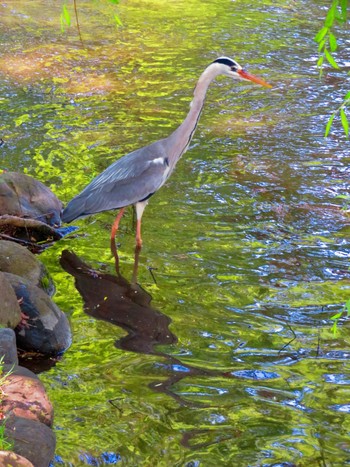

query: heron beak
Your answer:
[238,69,272,88]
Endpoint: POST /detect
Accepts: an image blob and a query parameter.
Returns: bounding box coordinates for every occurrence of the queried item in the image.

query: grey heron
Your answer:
[62,57,271,249]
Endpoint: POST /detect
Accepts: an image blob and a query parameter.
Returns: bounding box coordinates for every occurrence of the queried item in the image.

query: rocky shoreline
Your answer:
[0,240,71,466]
[0,172,72,466]
[1,328,56,467]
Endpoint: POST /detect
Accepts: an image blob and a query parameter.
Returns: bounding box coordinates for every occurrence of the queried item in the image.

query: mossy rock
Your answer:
[0,240,54,296]
[0,272,21,328]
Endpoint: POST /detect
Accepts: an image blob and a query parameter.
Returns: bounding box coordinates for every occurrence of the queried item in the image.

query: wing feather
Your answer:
[62,140,170,222]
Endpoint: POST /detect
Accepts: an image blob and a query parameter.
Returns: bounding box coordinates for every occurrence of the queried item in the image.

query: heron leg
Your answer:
[110,207,125,242]
[135,219,142,250]
[110,208,125,265]
[135,201,148,250]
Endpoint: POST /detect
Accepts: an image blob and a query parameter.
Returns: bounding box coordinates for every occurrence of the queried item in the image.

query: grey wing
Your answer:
[62,141,170,222]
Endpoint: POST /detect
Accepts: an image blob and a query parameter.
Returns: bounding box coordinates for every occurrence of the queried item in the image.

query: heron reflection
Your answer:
[60,249,176,354]
[60,250,233,407]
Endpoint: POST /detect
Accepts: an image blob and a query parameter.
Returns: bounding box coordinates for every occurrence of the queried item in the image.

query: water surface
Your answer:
[1,0,350,465]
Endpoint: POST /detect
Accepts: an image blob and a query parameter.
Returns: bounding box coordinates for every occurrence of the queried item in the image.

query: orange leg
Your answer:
[135,201,147,250]
[110,208,125,242]
[135,219,143,250]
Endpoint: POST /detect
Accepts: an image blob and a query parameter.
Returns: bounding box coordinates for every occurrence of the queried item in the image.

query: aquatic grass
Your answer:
[0,423,13,451]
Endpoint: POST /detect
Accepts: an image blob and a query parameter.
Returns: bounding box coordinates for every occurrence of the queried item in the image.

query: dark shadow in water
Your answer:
[58,249,243,461]
[60,249,177,354]
[60,249,234,410]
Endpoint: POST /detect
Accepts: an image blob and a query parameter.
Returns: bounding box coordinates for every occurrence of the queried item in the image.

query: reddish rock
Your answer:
[0,451,34,466]
[2,364,54,426]
[4,415,56,467]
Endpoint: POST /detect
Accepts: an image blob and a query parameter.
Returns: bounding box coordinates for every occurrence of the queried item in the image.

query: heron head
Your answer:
[212,57,272,88]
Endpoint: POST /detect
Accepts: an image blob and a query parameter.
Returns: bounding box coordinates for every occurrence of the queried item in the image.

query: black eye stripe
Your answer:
[212,57,239,71]
[213,58,235,66]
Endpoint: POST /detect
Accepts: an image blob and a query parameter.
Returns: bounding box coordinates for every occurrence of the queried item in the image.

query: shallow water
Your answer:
[1,0,350,465]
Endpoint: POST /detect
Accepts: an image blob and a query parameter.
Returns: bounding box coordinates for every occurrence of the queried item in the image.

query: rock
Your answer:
[4,415,56,467]
[0,328,18,365]
[3,364,40,381]
[0,271,21,328]
[2,364,54,426]
[0,171,62,227]
[0,240,54,295]
[0,215,63,253]
[4,272,71,356]
[0,451,34,467]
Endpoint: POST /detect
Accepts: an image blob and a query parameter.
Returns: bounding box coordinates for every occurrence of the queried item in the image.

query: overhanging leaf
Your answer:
[324,48,340,69]
[317,56,324,68]
[329,32,338,52]
[114,14,123,26]
[339,0,348,22]
[340,108,349,136]
[325,113,335,137]
[62,4,71,27]
[315,26,328,43]
[325,1,337,27]
[345,299,350,314]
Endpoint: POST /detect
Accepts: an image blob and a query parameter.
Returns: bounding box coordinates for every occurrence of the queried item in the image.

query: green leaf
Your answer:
[331,320,338,336]
[345,299,350,314]
[329,32,338,52]
[317,55,324,68]
[325,113,335,137]
[324,48,340,69]
[336,0,348,22]
[315,26,328,43]
[114,14,123,26]
[330,311,343,320]
[340,108,349,136]
[344,91,350,101]
[340,0,348,21]
[318,38,326,52]
[325,1,337,28]
[62,4,71,27]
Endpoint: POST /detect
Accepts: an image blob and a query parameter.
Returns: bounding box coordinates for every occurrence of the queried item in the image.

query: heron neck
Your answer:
[166,67,217,165]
